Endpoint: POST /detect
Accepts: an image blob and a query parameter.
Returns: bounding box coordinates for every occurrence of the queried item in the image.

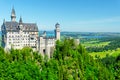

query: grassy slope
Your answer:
[89,49,120,59]
[82,40,110,47]
[82,39,120,59]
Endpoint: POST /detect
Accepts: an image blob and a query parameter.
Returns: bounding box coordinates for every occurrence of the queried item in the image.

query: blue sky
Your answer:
[0,0,120,32]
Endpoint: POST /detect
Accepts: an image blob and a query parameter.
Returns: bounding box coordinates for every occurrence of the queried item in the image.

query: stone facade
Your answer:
[39,23,60,58]
[1,8,60,58]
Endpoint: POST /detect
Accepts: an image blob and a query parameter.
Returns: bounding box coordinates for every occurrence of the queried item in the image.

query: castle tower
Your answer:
[19,16,23,30]
[55,23,60,40]
[11,7,16,22]
[19,16,22,25]
[3,19,5,25]
[43,31,46,37]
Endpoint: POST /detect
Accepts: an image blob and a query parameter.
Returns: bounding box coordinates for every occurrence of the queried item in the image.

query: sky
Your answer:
[0,0,120,32]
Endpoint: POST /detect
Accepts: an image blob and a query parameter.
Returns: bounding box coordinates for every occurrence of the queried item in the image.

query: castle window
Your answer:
[31,37,34,40]
[43,49,45,54]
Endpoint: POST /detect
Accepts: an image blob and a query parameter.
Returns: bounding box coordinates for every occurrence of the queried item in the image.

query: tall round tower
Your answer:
[11,7,16,22]
[55,23,60,40]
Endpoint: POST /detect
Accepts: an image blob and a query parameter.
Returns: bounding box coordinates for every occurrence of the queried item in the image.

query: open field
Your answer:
[82,40,110,47]
[89,48,120,59]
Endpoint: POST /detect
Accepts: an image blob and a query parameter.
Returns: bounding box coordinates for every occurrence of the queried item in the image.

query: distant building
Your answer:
[1,8,60,58]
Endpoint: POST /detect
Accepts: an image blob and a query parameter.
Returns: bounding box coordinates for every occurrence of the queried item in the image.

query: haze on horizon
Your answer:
[0,0,120,32]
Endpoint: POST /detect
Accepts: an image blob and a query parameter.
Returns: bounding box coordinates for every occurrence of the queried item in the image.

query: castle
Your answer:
[1,8,60,58]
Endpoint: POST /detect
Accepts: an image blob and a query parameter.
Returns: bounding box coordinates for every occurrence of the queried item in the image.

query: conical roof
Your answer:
[11,7,16,16]
[19,16,23,24]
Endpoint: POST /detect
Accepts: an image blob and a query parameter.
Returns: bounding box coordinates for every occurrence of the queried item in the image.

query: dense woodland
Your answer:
[0,39,120,80]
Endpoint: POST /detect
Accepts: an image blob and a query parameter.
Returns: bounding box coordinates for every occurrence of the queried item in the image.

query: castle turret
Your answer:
[19,16,23,30]
[3,19,5,25]
[43,31,46,37]
[11,7,16,22]
[19,16,23,25]
[55,23,60,40]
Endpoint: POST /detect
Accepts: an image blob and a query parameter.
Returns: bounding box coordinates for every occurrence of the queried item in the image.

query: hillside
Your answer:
[0,39,120,79]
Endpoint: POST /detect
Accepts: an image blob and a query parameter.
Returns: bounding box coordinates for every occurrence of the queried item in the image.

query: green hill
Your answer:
[0,39,119,79]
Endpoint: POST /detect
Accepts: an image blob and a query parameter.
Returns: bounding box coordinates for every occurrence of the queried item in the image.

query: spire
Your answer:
[2,19,6,25]
[12,7,15,15]
[19,16,23,25]
[11,7,16,22]
[18,16,23,31]
[3,19,5,24]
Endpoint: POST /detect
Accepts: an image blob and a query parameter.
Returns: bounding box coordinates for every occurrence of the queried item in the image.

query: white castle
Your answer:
[1,8,60,58]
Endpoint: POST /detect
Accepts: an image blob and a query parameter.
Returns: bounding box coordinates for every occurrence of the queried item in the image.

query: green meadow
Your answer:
[89,48,120,59]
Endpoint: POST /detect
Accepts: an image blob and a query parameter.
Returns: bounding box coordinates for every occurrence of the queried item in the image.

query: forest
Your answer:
[0,39,120,80]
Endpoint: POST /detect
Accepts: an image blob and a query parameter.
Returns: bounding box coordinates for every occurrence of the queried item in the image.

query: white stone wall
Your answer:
[39,36,46,55]
[45,38,55,58]
[55,27,60,40]
[39,37,56,58]
[6,30,38,50]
